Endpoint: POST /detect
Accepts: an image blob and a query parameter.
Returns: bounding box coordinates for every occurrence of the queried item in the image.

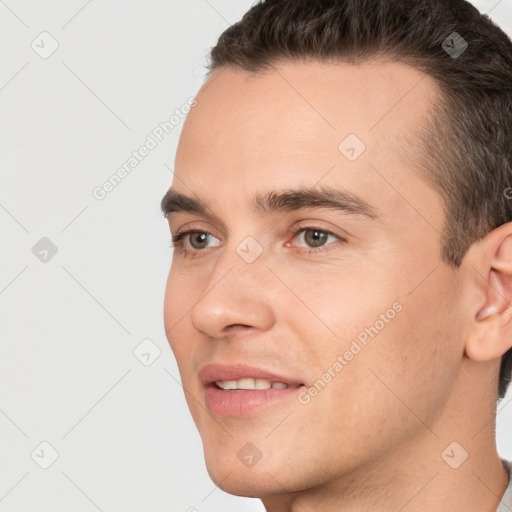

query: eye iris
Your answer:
[190,232,209,249]
[305,229,328,247]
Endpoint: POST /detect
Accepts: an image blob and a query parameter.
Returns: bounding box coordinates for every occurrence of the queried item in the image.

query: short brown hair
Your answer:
[206,0,512,399]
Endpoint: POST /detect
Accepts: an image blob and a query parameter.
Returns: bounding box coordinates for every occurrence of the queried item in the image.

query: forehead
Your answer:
[176,60,437,170]
[173,60,442,229]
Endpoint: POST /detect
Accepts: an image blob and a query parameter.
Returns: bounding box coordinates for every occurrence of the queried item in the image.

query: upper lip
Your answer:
[199,363,304,387]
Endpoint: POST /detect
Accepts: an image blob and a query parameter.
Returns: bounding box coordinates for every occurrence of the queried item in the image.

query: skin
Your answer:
[162,60,512,511]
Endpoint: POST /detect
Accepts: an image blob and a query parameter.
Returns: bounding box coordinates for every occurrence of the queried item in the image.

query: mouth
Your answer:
[214,378,302,390]
[199,363,306,416]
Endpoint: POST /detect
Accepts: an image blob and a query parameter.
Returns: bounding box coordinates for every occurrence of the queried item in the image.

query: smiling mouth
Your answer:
[200,363,307,415]
[214,378,303,390]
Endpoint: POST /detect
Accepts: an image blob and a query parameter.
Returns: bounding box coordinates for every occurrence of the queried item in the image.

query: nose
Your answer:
[190,246,275,339]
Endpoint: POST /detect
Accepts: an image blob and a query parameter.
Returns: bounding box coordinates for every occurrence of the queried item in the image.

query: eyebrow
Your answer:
[160,185,378,221]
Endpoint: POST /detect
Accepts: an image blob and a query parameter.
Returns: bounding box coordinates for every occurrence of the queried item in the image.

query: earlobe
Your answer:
[467,300,509,362]
[466,307,502,361]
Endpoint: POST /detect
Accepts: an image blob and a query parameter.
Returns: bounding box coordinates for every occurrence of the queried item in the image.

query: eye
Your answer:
[171,230,220,252]
[294,227,338,248]
[170,225,344,255]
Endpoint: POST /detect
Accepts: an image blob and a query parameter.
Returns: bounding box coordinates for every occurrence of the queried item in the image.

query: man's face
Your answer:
[163,61,467,495]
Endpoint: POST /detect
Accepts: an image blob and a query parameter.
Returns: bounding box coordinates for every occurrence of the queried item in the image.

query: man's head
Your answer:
[162,0,512,502]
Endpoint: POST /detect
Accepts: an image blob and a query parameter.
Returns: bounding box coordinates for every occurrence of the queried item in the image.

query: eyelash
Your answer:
[169,225,345,256]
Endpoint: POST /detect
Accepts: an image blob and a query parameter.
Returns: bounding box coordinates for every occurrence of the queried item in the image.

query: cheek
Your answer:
[163,267,206,425]
[340,268,462,427]
[163,265,195,358]
[275,259,399,354]
[291,263,460,435]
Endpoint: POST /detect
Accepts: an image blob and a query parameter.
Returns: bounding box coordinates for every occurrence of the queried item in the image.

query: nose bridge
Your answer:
[189,235,274,336]
[211,233,268,286]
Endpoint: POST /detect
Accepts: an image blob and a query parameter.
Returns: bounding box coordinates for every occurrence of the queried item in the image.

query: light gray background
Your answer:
[1,1,511,511]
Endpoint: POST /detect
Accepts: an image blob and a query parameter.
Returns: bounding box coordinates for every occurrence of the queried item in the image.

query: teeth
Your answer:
[219,380,238,390]
[255,379,271,389]
[239,378,255,389]
[215,378,289,390]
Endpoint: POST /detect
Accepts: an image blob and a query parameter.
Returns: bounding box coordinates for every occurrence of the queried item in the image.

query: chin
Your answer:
[203,458,284,498]
[201,439,323,499]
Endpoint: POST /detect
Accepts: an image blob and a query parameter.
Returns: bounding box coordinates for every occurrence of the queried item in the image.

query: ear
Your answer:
[465,222,512,362]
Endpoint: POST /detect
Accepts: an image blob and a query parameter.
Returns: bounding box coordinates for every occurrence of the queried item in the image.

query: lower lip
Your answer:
[204,385,303,415]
